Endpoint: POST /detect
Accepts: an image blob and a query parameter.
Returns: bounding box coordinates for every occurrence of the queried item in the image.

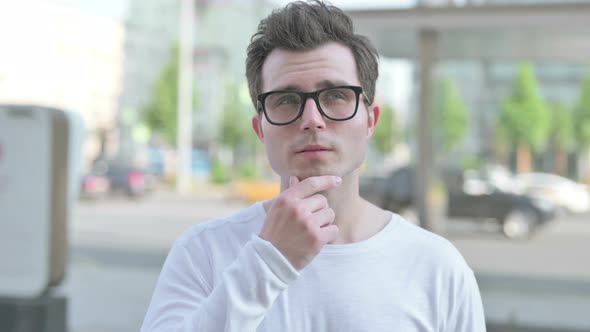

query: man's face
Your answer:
[252,42,379,181]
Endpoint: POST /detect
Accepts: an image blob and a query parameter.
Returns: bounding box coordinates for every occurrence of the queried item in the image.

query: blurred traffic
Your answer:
[360,165,567,240]
[80,160,154,200]
[512,172,590,214]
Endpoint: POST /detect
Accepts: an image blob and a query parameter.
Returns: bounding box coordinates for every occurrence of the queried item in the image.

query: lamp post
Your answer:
[176,0,196,194]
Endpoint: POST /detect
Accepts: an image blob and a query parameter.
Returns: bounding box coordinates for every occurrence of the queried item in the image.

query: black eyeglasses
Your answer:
[256,85,367,126]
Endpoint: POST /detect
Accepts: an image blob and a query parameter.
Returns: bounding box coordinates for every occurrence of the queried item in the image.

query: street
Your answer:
[60,189,590,332]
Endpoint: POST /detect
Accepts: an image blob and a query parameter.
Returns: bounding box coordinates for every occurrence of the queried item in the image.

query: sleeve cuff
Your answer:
[251,234,300,284]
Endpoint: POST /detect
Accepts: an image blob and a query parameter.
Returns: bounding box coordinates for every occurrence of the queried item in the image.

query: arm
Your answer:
[140,235,298,332]
[141,175,341,331]
[446,269,487,332]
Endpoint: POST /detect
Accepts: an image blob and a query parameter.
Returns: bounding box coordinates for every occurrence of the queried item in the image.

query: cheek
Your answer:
[348,134,368,154]
[343,125,370,157]
[264,140,281,157]
[261,128,289,171]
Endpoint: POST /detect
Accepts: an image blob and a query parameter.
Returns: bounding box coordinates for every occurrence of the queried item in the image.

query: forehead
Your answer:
[261,42,360,92]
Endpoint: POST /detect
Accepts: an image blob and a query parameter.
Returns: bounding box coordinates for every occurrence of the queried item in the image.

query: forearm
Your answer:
[142,236,299,332]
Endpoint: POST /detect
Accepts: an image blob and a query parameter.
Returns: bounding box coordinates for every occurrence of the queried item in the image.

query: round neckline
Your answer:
[319,212,399,255]
[255,202,400,255]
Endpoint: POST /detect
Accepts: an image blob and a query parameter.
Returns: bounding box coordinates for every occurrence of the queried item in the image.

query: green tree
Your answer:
[143,44,197,145]
[372,103,400,155]
[497,62,550,173]
[549,102,574,175]
[573,68,590,182]
[434,78,468,152]
[219,82,259,174]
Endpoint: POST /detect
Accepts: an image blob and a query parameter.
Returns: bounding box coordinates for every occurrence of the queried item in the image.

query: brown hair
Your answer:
[245,0,379,111]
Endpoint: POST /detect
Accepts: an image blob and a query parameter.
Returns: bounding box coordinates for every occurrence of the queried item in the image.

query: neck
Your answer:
[267,170,388,244]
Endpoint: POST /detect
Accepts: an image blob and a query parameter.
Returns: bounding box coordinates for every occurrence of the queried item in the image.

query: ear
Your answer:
[366,105,380,138]
[252,114,264,142]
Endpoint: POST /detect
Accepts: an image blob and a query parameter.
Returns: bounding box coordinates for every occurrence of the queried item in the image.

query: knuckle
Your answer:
[292,205,307,220]
[317,194,328,206]
[326,208,335,221]
[275,194,290,207]
[303,220,315,233]
[277,193,297,208]
[310,234,323,249]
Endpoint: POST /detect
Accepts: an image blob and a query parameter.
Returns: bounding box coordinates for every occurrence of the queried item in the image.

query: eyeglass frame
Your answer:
[256,85,370,126]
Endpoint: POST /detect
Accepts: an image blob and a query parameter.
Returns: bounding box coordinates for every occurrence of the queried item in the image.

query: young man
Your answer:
[141,1,486,331]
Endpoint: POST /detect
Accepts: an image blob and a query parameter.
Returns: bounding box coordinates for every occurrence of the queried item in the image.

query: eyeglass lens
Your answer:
[264,87,358,124]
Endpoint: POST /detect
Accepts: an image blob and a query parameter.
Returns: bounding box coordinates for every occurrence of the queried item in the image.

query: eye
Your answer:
[322,88,353,104]
[277,94,300,105]
[267,93,300,109]
[325,91,346,100]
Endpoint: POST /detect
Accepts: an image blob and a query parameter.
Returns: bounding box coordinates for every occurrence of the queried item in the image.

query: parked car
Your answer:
[79,173,110,200]
[360,166,556,240]
[513,172,590,214]
[90,160,150,198]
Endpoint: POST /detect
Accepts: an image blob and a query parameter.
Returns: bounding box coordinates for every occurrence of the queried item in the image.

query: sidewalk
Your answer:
[71,186,249,253]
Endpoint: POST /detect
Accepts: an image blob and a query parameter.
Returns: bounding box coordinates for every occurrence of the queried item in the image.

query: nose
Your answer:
[298,97,326,131]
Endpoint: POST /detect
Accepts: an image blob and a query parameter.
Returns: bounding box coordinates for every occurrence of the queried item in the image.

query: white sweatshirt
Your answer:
[141,202,486,332]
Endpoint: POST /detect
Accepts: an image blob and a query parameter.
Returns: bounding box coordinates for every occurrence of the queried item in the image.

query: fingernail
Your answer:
[289,176,296,186]
[334,176,342,185]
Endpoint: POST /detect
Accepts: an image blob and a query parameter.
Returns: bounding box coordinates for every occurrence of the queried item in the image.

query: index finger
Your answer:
[290,175,342,199]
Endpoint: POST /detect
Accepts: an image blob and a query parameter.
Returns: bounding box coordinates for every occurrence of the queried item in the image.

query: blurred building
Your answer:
[435,61,589,168]
[418,0,590,5]
[117,0,179,162]
[0,1,125,168]
[111,0,276,169]
[349,0,590,179]
[191,0,272,145]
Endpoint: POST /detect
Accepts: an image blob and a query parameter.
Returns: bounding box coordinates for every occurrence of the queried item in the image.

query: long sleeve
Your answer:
[446,269,487,332]
[141,235,299,332]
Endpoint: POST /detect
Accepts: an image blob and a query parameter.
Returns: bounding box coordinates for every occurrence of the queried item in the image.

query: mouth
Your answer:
[296,145,333,154]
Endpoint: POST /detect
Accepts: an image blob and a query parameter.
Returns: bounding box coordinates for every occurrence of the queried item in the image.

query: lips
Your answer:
[297,144,332,153]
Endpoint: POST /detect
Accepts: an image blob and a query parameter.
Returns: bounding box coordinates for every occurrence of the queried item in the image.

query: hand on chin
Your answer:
[290,169,338,182]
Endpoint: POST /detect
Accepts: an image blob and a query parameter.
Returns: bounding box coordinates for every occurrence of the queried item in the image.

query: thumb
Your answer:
[289,175,300,187]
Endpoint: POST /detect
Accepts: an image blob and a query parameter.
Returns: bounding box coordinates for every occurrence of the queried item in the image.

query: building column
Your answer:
[176,0,196,194]
[416,29,439,232]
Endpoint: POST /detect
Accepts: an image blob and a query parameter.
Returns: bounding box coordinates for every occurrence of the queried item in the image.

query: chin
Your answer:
[293,167,340,180]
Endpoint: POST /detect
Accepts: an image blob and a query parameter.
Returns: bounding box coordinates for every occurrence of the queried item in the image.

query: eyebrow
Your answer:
[272,80,352,92]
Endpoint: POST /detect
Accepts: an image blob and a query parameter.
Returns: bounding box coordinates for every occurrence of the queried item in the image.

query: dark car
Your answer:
[91,160,150,198]
[360,166,556,239]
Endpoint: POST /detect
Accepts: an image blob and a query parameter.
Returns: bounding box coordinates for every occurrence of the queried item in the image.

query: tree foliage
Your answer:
[218,82,260,177]
[549,102,574,175]
[143,44,197,145]
[550,102,574,152]
[372,103,400,155]
[219,82,257,151]
[574,68,590,150]
[497,62,550,153]
[434,78,468,152]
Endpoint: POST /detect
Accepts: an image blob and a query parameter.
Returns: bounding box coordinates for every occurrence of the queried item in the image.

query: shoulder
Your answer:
[392,215,471,273]
[154,203,266,291]
[391,216,478,305]
[387,216,485,328]
[175,202,265,251]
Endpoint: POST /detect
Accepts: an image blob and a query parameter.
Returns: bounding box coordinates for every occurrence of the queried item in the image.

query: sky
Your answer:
[33,0,419,23]
[38,0,128,21]
[269,0,417,9]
